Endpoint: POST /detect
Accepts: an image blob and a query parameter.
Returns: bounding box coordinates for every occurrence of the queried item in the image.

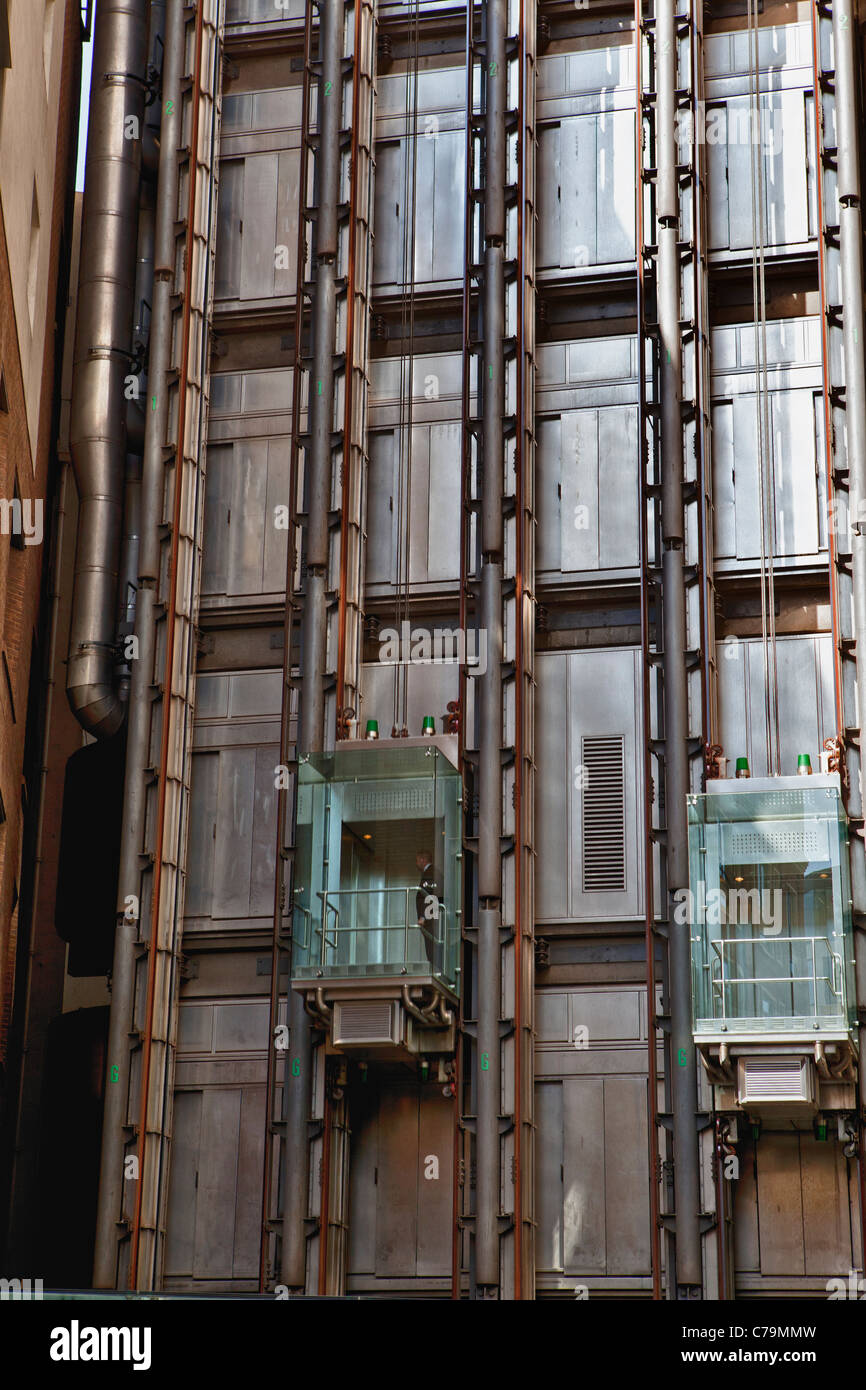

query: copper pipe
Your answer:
[452,0,475,1300]
[127,0,206,1289]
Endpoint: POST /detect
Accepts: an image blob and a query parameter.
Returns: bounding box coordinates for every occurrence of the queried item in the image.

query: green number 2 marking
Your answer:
[324,80,333,95]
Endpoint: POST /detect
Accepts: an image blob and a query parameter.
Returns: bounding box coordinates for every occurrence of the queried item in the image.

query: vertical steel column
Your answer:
[300,0,342,755]
[126,0,224,1289]
[92,0,184,1289]
[835,0,866,919]
[475,0,506,1297]
[655,0,703,1295]
[282,0,343,1292]
[278,0,378,1294]
[814,0,866,1268]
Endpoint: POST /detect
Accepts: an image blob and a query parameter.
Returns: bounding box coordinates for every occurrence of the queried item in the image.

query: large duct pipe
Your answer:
[92,0,180,1289]
[475,0,506,1295]
[282,0,344,1292]
[656,0,703,1295]
[67,0,148,736]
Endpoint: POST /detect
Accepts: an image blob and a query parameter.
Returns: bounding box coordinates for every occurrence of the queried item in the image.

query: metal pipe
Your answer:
[834,0,866,922]
[92,0,183,1289]
[474,0,506,1295]
[656,0,703,1295]
[476,904,501,1289]
[283,0,345,1292]
[66,0,148,737]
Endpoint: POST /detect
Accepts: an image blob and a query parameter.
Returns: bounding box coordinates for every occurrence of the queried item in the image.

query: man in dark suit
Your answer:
[415,849,442,973]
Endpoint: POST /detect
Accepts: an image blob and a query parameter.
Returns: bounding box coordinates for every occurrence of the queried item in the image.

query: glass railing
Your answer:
[292,885,460,992]
[702,933,846,1032]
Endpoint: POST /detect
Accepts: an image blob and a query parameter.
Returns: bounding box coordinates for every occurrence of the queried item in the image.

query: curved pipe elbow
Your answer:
[67,649,125,738]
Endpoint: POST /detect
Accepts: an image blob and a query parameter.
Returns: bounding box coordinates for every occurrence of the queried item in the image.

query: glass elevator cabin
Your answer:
[291,736,462,1059]
[687,773,857,1117]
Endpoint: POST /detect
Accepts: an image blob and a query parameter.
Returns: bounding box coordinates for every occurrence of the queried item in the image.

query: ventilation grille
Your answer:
[730,828,823,858]
[333,1000,396,1046]
[351,786,433,816]
[738,1057,812,1104]
[581,736,626,893]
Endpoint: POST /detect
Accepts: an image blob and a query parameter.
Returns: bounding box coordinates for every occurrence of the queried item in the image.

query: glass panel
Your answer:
[688,778,855,1037]
[293,743,462,995]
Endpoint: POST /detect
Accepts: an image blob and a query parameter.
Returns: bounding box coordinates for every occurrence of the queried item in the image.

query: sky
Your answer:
[75,7,94,192]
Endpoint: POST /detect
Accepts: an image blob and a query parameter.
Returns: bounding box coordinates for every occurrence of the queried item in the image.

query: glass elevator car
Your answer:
[688,773,857,1116]
[291,736,462,1058]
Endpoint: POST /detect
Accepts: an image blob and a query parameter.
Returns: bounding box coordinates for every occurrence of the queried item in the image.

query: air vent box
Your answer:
[737,1056,816,1114]
[332,999,402,1048]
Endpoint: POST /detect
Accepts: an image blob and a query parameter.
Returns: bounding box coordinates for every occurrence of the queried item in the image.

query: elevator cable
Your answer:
[392,0,422,735]
[747,0,782,775]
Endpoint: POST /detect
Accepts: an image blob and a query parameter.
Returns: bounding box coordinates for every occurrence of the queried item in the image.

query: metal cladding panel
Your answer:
[359,657,458,738]
[535,649,643,922]
[711,318,825,569]
[214,161,244,299]
[715,634,835,779]
[704,23,816,255]
[164,1082,266,1284]
[536,41,635,272]
[348,1082,453,1283]
[539,113,635,270]
[227,0,305,20]
[215,147,301,304]
[537,336,640,579]
[534,987,652,1284]
[364,424,461,589]
[372,132,466,290]
[534,652,569,921]
[185,672,281,930]
[202,437,290,599]
[732,1133,853,1285]
[164,1091,202,1277]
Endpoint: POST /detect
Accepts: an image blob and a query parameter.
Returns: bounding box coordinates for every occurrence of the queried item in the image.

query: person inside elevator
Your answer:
[415,848,442,972]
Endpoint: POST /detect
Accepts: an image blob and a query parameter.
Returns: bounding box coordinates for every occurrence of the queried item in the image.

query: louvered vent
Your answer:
[581,736,626,893]
[737,1057,813,1105]
[332,1000,398,1046]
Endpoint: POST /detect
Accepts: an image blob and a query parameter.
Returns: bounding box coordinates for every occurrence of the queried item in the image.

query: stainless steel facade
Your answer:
[9,0,866,1303]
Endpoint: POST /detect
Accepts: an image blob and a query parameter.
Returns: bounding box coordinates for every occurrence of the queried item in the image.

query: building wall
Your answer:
[0,0,81,1067]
